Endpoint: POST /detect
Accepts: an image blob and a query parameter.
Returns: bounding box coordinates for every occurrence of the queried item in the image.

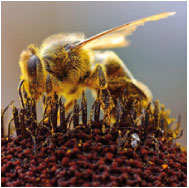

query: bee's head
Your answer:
[19,44,45,100]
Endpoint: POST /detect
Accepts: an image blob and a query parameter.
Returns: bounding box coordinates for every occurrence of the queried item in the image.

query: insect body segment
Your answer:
[19,45,46,100]
[18,12,175,122]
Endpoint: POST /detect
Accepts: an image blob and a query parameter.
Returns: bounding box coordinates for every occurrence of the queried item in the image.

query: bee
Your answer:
[19,12,175,121]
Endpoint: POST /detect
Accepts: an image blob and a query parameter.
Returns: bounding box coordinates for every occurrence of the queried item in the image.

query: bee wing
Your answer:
[76,12,176,50]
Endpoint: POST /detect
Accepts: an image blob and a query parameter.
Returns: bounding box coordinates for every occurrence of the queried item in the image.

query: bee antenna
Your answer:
[18,79,25,109]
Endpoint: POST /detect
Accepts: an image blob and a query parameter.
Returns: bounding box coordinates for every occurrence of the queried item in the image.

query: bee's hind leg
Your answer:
[89,64,114,123]
[100,88,114,124]
[90,64,107,89]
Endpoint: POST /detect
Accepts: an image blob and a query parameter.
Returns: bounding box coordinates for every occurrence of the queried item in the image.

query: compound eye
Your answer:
[27,55,40,77]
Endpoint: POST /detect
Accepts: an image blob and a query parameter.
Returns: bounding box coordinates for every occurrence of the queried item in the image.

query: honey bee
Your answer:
[19,12,175,121]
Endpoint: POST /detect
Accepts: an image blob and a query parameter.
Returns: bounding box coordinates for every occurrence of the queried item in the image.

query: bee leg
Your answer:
[42,74,54,120]
[90,64,107,89]
[90,64,114,124]
[46,74,53,95]
[100,88,114,124]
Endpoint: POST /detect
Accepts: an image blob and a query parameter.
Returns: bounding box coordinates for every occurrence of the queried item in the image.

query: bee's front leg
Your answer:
[43,74,55,116]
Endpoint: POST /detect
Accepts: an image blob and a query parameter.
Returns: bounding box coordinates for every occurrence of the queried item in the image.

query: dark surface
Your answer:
[1,122,187,187]
[1,92,187,187]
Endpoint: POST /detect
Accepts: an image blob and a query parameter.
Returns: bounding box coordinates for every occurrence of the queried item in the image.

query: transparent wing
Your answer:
[76,12,176,50]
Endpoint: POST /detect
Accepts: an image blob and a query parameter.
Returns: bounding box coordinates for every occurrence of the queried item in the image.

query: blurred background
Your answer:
[2,2,187,146]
